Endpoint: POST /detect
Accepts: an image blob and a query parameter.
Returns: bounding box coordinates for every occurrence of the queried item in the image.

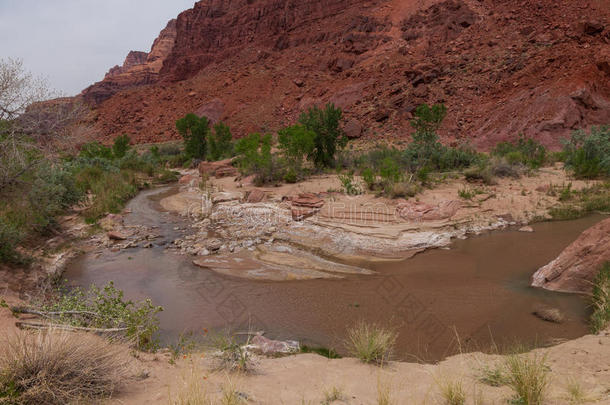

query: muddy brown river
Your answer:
[64,187,606,362]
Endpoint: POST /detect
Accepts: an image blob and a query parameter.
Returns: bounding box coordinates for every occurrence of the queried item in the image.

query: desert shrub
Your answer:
[361,167,377,190]
[79,141,114,160]
[0,218,22,264]
[403,104,480,171]
[389,181,419,199]
[159,143,182,155]
[548,182,610,220]
[211,334,254,373]
[590,262,610,333]
[356,147,405,171]
[492,134,547,169]
[176,113,210,159]
[458,187,482,200]
[208,122,234,161]
[379,156,402,184]
[298,103,347,168]
[562,126,610,179]
[74,167,140,223]
[490,157,523,178]
[26,164,83,232]
[503,352,549,405]
[0,331,129,405]
[112,134,131,159]
[464,166,494,185]
[346,322,397,365]
[339,173,362,195]
[40,281,163,351]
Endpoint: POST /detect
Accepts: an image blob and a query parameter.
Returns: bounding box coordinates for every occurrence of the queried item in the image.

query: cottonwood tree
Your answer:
[0,58,86,189]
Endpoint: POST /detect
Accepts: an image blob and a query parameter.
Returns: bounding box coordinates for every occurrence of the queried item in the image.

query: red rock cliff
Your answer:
[80,0,610,147]
[81,19,177,104]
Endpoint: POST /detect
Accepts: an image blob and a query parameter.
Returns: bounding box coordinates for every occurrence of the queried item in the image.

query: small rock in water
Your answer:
[519,226,534,232]
[198,248,210,256]
[532,305,564,323]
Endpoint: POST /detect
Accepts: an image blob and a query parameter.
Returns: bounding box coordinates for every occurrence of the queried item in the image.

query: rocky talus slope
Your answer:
[79,0,609,147]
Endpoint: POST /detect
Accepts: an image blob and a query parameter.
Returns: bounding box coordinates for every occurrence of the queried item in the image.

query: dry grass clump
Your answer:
[438,379,466,405]
[211,333,256,374]
[503,352,549,405]
[565,378,592,405]
[170,366,213,405]
[322,385,344,404]
[0,330,130,405]
[590,262,610,333]
[376,376,394,405]
[346,321,397,365]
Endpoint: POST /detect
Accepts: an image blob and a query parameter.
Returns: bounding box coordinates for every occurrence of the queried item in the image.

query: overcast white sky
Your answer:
[0,0,195,96]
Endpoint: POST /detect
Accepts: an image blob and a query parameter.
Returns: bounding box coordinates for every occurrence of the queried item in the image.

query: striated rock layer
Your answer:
[79,0,610,147]
[531,218,610,294]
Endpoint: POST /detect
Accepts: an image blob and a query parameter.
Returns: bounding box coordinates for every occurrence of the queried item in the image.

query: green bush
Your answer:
[492,134,547,169]
[112,134,131,159]
[74,167,140,223]
[234,133,276,185]
[403,104,480,172]
[379,156,402,184]
[338,173,362,195]
[79,142,113,160]
[207,122,234,161]
[27,165,83,233]
[562,126,610,179]
[41,281,163,351]
[0,217,23,264]
[298,103,347,168]
[361,167,376,190]
[176,113,210,159]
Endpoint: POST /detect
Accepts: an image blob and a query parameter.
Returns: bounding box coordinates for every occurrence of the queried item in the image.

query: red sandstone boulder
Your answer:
[292,193,324,209]
[343,119,362,139]
[178,174,198,185]
[531,218,610,294]
[107,231,128,241]
[198,158,237,178]
[246,189,266,203]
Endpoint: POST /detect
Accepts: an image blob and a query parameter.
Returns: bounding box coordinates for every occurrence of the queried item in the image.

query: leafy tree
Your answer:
[234,133,274,184]
[176,113,210,159]
[112,134,131,159]
[410,103,447,146]
[278,124,316,169]
[207,122,234,161]
[298,103,346,168]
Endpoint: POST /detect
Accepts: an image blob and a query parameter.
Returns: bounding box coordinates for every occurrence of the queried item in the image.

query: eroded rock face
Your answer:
[396,200,461,222]
[531,218,610,294]
[79,0,610,148]
[81,19,177,104]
